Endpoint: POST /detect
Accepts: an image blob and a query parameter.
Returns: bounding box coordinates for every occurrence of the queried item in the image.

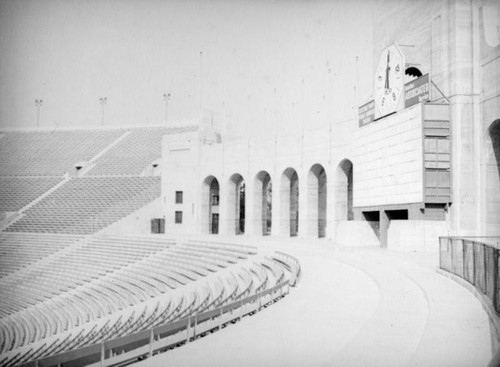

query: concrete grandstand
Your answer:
[1,0,499,367]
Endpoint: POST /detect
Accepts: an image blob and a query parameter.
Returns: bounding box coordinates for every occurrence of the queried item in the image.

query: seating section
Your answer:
[0,233,82,279]
[4,176,160,234]
[0,177,63,212]
[87,127,166,176]
[0,130,123,176]
[0,237,298,367]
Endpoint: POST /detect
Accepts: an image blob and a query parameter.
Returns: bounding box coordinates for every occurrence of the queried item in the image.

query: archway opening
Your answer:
[336,159,353,221]
[308,164,327,238]
[254,171,272,236]
[228,173,245,235]
[487,119,500,234]
[201,176,219,234]
[280,168,299,237]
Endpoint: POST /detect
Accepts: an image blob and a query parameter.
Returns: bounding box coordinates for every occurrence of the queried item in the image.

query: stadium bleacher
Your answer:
[0,130,124,177]
[0,235,299,367]
[87,127,165,176]
[0,177,63,213]
[4,176,160,234]
[0,126,301,367]
[0,232,82,278]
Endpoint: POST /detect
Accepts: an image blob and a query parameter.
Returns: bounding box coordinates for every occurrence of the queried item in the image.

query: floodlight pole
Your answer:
[99,97,107,126]
[163,93,171,127]
[35,99,43,128]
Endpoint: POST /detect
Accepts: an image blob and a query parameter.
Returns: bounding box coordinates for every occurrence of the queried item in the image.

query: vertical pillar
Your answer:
[219,182,230,235]
[272,174,287,236]
[149,328,154,358]
[326,178,336,240]
[297,174,308,238]
[100,342,105,367]
[245,179,256,235]
[380,210,389,248]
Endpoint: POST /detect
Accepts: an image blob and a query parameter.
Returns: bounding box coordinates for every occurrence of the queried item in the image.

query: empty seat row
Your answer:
[0,130,124,177]
[4,176,161,234]
[0,237,298,367]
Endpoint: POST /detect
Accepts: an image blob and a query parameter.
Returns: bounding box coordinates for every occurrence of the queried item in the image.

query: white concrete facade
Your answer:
[160,0,500,246]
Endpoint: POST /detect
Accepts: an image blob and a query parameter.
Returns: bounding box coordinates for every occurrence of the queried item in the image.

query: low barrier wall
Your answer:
[438,236,500,367]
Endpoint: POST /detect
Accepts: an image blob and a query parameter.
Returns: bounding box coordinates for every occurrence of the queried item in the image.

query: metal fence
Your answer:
[439,236,500,313]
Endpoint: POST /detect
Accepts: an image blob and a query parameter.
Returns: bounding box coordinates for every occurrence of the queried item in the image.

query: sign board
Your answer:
[405,74,430,108]
[358,100,375,127]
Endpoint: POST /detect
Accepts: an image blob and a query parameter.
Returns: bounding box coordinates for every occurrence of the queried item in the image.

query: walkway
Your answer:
[136,237,492,367]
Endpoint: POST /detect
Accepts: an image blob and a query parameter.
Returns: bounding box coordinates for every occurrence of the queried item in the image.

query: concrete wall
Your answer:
[99,197,163,236]
[480,1,500,236]
[387,220,448,251]
[373,0,500,236]
[353,104,424,207]
[159,0,500,245]
[334,220,380,247]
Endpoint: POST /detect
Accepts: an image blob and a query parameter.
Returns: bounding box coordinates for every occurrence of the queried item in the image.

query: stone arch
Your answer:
[227,173,245,234]
[253,171,272,236]
[307,164,327,238]
[280,167,299,236]
[335,159,353,221]
[201,175,220,234]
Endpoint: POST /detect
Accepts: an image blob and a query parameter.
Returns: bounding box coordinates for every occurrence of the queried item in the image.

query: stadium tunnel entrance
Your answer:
[254,171,272,236]
[227,173,245,235]
[281,168,299,237]
[308,164,327,238]
[202,176,219,234]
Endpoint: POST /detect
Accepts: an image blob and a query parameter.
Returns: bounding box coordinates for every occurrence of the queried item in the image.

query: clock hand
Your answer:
[385,51,391,90]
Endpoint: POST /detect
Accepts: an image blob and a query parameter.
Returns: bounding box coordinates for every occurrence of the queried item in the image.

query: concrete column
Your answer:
[447,1,479,236]
[297,173,308,238]
[326,178,336,240]
[271,174,282,237]
[306,171,318,238]
[380,210,389,248]
[245,178,256,236]
[219,182,230,235]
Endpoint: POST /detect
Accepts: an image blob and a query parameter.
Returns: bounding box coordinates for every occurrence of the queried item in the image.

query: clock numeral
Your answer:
[392,92,396,100]
[396,64,400,73]
[381,97,385,106]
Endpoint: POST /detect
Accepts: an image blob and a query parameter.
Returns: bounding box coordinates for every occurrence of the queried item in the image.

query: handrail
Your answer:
[438,236,500,367]
[19,267,298,367]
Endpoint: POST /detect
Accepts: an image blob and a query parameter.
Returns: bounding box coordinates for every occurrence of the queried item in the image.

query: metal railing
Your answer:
[439,236,500,313]
[21,275,297,367]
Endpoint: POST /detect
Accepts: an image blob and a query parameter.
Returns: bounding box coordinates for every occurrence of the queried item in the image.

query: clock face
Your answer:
[375,44,405,117]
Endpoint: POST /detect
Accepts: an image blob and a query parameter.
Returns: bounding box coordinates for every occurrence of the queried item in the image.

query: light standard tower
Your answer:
[35,99,43,128]
[163,93,171,127]
[99,97,107,126]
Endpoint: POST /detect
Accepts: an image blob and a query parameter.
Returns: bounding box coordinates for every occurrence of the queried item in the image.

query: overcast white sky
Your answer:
[0,0,374,137]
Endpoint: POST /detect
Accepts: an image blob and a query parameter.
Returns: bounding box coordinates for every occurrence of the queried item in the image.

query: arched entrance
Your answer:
[254,171,272,236]
[228,173,245,234]
[336,159,353,221]
[308,164,327,238]
[201,176,219,234]
[280,168,299,237]
[487,119,500,234]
